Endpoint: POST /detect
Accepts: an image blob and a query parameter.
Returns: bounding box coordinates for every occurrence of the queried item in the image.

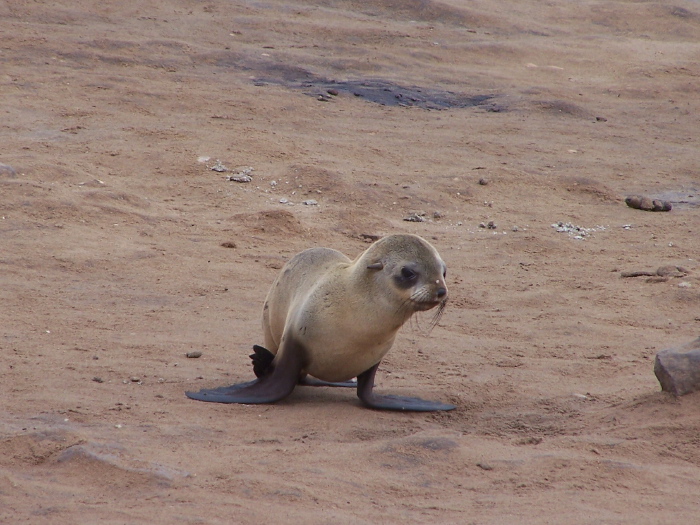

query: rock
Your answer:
[186,351,203,358]
[625,195,672,212]
[654,337,700,396]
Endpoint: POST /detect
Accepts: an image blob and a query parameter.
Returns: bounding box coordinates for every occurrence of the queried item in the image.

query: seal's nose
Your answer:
[436,287,447,299]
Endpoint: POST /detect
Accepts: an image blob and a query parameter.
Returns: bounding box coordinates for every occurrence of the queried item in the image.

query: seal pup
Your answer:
[186,234,454,411]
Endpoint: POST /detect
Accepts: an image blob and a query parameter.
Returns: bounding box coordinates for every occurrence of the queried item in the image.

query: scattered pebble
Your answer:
[92,377,104,383]
[487,221,497,230]
[476,462,494,471]
[679,282,692,288]
[226,166,254,183]
[186,351,203,358]
[551,221,606,240]
[433,211,443,219]
[279,198,289,204]
[302,199,318,206]
[478,177,489,185]
[130,377,141,383]
[327,89,339,96]
[220,242,236,249]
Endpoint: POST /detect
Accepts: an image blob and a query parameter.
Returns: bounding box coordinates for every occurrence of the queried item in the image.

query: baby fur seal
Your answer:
[186,234,455,411]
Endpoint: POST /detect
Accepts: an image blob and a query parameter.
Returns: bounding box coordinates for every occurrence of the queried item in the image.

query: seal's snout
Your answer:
[436,287,447,299]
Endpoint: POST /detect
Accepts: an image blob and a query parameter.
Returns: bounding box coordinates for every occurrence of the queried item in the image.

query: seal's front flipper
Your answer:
[300,377,357,388]
[186,339,305,405]
[356,363,456,412]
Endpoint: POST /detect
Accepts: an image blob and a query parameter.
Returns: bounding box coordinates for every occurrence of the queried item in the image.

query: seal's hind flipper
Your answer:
[250,344,275,378]
[356,363,456,412]
[186,339,304,405]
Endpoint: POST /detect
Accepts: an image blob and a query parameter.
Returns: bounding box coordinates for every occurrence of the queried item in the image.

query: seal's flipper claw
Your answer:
[186,338,305,405]
[300,377,357,388]
[356,363,455,412]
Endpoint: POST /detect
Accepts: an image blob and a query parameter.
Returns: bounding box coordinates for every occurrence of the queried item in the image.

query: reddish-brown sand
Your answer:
[1,1,699,523]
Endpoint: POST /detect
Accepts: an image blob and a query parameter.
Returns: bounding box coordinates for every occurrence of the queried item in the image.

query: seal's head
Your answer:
[362,234,448,322]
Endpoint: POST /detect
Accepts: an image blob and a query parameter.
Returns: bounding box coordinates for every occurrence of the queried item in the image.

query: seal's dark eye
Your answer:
[443,268,447,278]
[401,267,417,281]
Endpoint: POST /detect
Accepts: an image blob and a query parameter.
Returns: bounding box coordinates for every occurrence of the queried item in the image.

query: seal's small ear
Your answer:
[367,262,384,270]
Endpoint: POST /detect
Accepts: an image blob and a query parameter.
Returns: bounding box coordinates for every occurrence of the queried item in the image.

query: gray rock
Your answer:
[654,337,700,396]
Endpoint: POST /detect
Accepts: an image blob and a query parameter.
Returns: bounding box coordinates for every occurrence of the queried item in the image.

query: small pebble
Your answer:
[186,351,203,358]
[487,221,497,229]
[327,89,339,96]
[210,160,228,172]
[477,462,494,471]
[302,199,318,206]
[404,213,426,222]
[478,178,489,186]
[92,377,104,383]
[130,377,140,382]
[228,174,252,183]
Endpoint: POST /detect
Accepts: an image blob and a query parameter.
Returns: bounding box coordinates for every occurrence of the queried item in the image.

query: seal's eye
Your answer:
[400,267,417,281]
[443,268,447,278]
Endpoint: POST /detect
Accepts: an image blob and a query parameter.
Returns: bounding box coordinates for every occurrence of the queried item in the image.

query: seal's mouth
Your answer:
[412,299,441,311]
[405,298,448,333]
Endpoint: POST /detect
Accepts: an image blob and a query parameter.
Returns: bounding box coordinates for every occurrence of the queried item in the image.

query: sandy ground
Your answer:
[1,0,700,523]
